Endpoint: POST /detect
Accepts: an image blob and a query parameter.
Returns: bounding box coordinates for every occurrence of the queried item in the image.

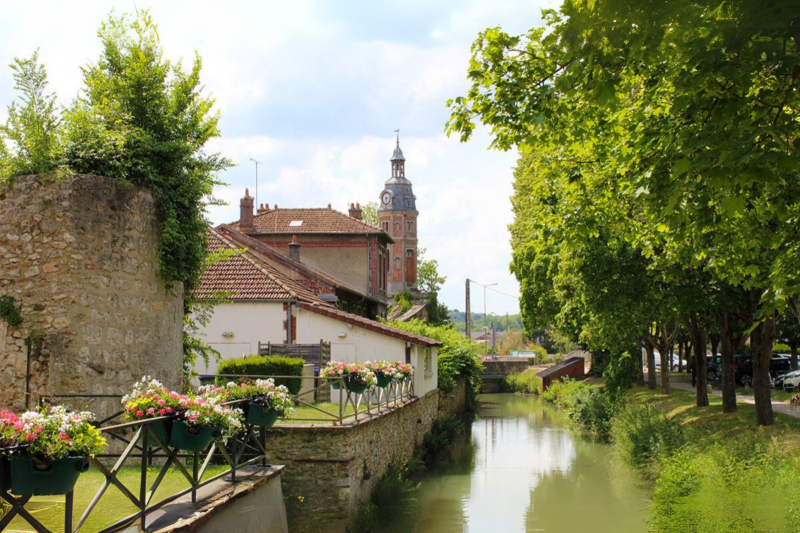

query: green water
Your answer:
[401,394,651,533]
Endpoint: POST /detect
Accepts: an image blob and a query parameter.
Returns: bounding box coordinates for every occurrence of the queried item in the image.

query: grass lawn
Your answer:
[4,465,228,533]
[628,386,800,456]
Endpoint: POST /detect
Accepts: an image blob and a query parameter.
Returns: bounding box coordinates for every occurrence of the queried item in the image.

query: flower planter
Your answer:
[375,373,392,388]
[329,379,342,390]
[245,403,280,428]
[346,377,369,394]
[5,456,89,496]
[169,421,217,452]
[147,418,172,448]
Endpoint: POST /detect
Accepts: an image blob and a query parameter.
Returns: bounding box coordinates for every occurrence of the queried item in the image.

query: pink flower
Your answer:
[59,433,70,441]
[166,407,173,414]
[136,411,144,417]
[147,407,155,415]
[157,409,165,415]
[25,433,36,442]
[13,421,24,431]
[36,427,42,434]
[188,416,198,422]
[157,400,166,406]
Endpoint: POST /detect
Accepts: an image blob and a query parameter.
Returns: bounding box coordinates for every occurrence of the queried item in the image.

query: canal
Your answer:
[396,394,651,532]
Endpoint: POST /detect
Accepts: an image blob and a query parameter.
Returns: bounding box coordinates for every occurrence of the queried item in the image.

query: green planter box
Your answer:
[330,379,342,390]
[245,403,280,428]
[346,376,369,394]
[147,419,171,448]
[169,421,217,452]
[5,456,88,496]
[375,373,392,388]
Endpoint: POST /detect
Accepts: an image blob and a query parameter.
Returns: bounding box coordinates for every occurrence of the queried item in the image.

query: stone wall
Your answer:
[0,175,183,416]
[264,390,445,533]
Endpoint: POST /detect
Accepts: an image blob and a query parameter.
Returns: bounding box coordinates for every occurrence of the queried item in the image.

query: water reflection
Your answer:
[402,394,650,533]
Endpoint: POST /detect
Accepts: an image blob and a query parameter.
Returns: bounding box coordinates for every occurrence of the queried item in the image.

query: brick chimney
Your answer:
[240,189,254,231]
[288,234,301,262]
[257,203,270,214]
[349,202,362,220]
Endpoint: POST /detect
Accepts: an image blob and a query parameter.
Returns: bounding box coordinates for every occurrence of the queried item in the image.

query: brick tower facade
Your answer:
[378,137,418,298]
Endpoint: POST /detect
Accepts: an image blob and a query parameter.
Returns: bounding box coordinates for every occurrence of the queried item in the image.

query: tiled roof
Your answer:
[230,207,388,237]
[196,229,325,302]
[217,225,379,302]
[298,302,442,348]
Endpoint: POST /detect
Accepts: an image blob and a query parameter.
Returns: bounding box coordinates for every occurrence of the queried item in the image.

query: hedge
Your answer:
[216,355,304,395]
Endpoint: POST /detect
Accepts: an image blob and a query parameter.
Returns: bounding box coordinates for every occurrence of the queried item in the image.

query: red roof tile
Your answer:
[229,207,388,237]
[196,229,324,302]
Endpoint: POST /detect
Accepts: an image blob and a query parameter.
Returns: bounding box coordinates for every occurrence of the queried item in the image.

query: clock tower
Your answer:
[378,135,418,298]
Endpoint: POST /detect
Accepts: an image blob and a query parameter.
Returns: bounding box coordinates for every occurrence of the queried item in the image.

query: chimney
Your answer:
[288,234,301,262]
[257,203,270,214]
[349,202,363,220]
[240,189,254,231]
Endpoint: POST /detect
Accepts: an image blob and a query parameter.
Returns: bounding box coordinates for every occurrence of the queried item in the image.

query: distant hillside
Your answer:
[449,310,523,332]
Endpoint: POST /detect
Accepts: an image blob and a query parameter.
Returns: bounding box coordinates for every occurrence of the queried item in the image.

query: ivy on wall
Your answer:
[0,295,22,327]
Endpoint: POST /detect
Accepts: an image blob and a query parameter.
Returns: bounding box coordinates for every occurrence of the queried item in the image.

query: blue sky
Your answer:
[0,0,554,315]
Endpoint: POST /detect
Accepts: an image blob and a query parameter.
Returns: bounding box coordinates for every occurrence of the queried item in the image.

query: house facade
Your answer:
[229,194,392,319]
[195,228,440,397]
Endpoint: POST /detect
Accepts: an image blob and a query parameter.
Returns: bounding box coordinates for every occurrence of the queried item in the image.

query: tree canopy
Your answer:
[447,0,800,425]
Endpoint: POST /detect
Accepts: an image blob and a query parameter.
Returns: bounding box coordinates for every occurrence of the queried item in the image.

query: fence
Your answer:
[0,374,415,532]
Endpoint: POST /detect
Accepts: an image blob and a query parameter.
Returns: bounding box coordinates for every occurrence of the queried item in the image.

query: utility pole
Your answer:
[250,158,262,208]
[465,278,471,339]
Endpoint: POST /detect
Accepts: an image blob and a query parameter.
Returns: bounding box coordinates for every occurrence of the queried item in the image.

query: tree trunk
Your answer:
[636,343,645,387]
[718,312,737,414]
[690,319,709,407]
[791,342,798,371]
[677,342,684,373]
[751,315,775,426]
[658,324,672,395]
[645,341,656,390]
[709,335,719,358]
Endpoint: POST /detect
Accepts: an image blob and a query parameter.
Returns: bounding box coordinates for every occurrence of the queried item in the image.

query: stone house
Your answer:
[194,228,441,397]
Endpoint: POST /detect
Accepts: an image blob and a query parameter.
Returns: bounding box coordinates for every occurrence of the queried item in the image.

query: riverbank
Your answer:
[518,375,800,531]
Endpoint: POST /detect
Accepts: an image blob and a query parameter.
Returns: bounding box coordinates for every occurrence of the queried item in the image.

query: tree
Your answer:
[0,50,61,178]
[418,247,446,295]
[360,201,380,227]
[447,0,800,425]
[63,10,231,295]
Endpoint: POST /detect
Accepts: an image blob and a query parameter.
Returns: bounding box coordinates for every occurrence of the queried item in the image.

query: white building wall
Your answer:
[196,301,439,397]
[196,302,286,375]
[294,307,438,397]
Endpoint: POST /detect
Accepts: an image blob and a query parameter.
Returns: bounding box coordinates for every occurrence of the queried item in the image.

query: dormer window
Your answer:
[289,220,303,227]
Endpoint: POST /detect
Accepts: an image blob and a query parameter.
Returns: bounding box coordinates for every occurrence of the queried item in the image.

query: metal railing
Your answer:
[210,374,416,425]
[0,375,416,532]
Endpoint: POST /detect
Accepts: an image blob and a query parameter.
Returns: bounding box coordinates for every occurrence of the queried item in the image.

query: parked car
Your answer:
[780,370,800,392]
[734,354,792,386]
[652,352,688,371]
[706,355,722,381]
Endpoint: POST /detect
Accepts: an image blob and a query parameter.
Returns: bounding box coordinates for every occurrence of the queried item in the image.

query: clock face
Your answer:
[381,191,392,205]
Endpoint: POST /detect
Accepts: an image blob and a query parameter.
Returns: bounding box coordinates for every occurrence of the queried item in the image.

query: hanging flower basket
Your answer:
[375,373,392,388]
[0,407,105,496]
[330,379,342,390]
[200,379,294,428]
[6,455,89,496]
[122,376,244,450]
[168,421,217,452]
[244,404,280,428]
[367,361,398,388]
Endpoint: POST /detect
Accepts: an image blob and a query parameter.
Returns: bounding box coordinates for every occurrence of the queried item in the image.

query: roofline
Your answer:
[217,225,388,305]
[298,302,442,348]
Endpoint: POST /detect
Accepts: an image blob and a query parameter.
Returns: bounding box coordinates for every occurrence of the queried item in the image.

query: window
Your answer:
[406,199,412,207]
[381,221,389,233]
[406,221,414,234]
[395,257,401,269]
[406,249,414,258]
[289,220,303,227]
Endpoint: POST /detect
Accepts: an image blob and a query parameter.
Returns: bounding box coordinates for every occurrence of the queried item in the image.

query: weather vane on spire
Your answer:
[394,128,400,146]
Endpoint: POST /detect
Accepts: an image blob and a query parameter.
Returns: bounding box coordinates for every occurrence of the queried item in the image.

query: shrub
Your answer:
[773,343,791,354]
[602,351,636,402]
[611,403,684,477]
[422,416,462,464]
[0,295,22,327]
[386,319,483,397]
[504,369,543,394]
[566,387,615,442]
[539,377,588,409]
[217,355,304,395]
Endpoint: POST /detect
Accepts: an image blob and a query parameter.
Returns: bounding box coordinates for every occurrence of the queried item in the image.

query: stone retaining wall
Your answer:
[0,175,183,416]
[265,383,467,533]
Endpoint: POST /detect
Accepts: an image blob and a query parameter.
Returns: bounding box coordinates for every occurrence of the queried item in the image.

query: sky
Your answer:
[0,0,555,316]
